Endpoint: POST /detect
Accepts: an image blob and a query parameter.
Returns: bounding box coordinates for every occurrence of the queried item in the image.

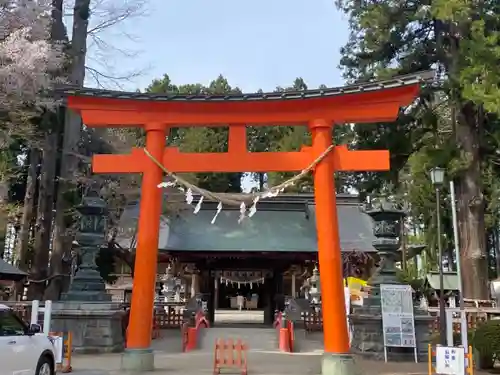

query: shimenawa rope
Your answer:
[143,145,335,207]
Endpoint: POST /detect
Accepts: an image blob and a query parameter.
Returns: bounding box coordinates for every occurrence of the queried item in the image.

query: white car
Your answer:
[0,304,56,375]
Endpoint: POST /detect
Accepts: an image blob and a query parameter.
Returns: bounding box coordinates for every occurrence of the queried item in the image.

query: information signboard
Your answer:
[435,346,465,375]
[380,284,417,362]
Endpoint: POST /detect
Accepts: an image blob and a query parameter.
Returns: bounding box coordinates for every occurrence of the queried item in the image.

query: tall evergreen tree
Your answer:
[336,0,500,298]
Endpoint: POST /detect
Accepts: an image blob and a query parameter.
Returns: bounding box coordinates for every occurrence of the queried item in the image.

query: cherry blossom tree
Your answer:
[0,0,63,285]
[0,0,64,115]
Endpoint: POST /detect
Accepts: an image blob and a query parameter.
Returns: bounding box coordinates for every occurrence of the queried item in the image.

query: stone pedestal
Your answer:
[350,305,434,361]
[121,349,154,372]
[51,301,125,354]
[321,353,361,375]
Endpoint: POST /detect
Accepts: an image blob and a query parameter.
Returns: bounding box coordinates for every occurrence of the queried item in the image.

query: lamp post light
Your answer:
[430,167,446,345]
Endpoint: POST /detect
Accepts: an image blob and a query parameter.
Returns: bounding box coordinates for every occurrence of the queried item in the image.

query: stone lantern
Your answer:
[52,193,124,353]
[349,198,432,361]
[62,195,111,302]
[363,200,405,307]
[161,265,177,302]
[309,265,321,307]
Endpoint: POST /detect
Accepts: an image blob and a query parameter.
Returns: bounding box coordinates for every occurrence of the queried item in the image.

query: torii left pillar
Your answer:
[310,119,355,375]
[120,122,165,371]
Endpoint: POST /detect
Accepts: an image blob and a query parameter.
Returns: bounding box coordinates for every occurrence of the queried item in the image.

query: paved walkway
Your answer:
[68,329,486,374]
[70,351,437,375]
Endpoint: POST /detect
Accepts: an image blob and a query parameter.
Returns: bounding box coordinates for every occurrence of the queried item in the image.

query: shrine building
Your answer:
[113,193,377,325]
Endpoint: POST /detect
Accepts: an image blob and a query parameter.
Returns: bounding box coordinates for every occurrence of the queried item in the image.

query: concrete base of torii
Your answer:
[120,348,155,372]
[321,353,361,375]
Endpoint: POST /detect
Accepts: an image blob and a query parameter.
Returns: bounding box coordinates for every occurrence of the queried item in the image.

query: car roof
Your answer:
[0,304,10,310]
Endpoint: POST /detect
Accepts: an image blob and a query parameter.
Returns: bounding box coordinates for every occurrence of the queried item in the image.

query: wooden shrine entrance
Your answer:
[61,71,431,367]
[210,269,273,326]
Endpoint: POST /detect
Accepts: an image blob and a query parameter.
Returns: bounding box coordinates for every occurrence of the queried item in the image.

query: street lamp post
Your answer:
[430,167,447,345]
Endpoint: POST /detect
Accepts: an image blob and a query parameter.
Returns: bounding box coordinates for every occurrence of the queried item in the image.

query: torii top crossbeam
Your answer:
[58,71,432,369]
[58,71,433,175]
[62,72,430,125]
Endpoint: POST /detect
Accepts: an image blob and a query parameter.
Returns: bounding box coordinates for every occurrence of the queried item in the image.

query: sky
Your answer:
[85,0,350,92]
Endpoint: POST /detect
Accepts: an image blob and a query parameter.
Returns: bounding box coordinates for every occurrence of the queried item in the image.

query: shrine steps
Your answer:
[292,329,325,353]
[199,326,278,352]
[214,309,265,324]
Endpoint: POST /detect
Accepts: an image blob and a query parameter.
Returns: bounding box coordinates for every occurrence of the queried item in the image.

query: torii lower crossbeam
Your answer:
[92,145,389,174]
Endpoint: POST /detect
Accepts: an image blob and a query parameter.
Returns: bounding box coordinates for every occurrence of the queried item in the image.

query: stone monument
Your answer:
[51,194,125,353]
[350,199,433,361]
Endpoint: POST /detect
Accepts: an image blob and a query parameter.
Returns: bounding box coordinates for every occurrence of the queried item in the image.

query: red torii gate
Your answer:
[61,71,430,373]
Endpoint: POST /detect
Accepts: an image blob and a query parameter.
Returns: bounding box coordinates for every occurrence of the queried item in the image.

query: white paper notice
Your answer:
[435,346,465,375]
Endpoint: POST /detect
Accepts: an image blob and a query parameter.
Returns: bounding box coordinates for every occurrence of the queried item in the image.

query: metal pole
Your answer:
[401,216,407,271]
[436,187,447,345]
[450,180,467,348]
[450,180,464,305]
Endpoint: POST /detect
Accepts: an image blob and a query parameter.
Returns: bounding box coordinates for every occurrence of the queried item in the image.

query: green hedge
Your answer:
[430,320,499,369]
[469,319,500,369]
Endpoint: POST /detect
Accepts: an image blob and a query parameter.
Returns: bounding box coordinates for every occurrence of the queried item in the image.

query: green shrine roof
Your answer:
[116,194,377,253]
[166,205,316,252]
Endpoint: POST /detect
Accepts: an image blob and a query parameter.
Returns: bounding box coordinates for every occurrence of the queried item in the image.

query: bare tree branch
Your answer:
[63,0,150,89]
[88,33,139,59]
[86,0,147,35]
[85,64,148,89]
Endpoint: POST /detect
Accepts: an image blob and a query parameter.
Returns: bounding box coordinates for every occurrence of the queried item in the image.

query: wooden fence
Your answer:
[294,306,500,335]
[2,301,187,331]
[427,307,500,336]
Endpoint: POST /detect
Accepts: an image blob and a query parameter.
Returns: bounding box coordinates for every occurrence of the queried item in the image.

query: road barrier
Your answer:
[287,320,295,352]
[152,313,161,339]
[274,312,294,353]
[278,326,289,352]
[49,331,73,373]
[213,338,247,375]
[182,309,209,352]
[428,344,473,375]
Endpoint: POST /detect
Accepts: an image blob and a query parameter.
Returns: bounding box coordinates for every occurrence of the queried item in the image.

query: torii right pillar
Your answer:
[310,119,359,375]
